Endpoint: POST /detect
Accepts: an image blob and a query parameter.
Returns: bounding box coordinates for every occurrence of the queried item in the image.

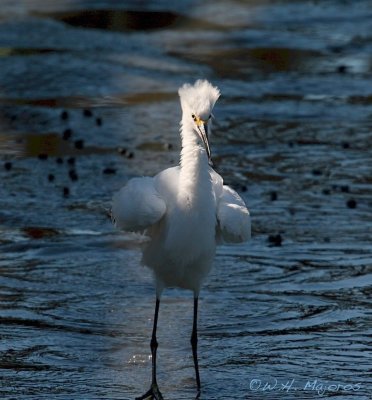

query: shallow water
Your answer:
[0,1,371,399]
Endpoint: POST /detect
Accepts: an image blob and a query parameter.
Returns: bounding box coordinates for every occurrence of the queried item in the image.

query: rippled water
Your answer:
[1,1,371,399]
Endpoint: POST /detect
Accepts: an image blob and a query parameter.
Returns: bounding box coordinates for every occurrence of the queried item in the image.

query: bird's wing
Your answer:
[216,184,251,244]
[112,176,166,233]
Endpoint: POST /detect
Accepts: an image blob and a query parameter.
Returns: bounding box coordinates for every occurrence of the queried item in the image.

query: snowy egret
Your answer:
[112,80,251,399]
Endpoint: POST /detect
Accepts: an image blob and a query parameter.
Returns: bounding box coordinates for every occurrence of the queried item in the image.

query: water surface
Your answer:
[0,1,371,399]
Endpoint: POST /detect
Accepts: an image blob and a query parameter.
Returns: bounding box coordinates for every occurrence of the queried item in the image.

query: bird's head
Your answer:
[178,80,220,163]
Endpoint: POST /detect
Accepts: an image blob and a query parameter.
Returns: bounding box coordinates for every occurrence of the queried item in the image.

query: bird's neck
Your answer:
[178,122,212,204]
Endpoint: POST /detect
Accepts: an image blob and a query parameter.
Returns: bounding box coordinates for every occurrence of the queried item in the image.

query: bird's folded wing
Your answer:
[112,177,166,232]
[217,185,251,243]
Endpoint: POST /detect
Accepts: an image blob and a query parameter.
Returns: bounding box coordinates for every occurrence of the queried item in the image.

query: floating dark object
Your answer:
[38,153,48,160]
[4,161,12,171]
[74,140,84,149]
[312,169,322,176]
[103,167,117,175]
[48,174,55,182]
[62,128,73,140]
[346,198,357,209]
[95,117,102,126]
[56,157,64,164]
[268,234,282,246]
[340,185,349,193]
[69,169,78,181]
[117,148,134,158]
[164,142,173,150]
[60,110,69,120]
[83,109,93,117]
[337,65,347,74]
[342,142,350,149]
[270,191,277,201]
[63,187,70,197]
[67,157,75,166]
[322,188,331,195]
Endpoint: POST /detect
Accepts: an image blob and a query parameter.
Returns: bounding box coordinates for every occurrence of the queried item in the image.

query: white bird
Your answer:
[112,80,251,400]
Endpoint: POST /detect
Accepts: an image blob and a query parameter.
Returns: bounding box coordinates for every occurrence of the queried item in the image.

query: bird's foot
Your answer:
[195,388,201,399]
[135,383,164,400]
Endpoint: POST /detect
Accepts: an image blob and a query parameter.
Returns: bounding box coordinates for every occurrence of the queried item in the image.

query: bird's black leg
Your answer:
[191,296,201,398]
[136,298,164,400]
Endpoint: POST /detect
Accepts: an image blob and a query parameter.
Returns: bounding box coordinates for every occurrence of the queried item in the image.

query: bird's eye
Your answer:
[191,114,196,121]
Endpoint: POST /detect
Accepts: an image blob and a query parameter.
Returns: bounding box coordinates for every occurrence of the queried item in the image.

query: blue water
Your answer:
[0,1,371,399]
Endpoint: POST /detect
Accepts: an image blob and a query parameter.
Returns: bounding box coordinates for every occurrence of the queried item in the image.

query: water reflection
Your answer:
[46,10,186,31]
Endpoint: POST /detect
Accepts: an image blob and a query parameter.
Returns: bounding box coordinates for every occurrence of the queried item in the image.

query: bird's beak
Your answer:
[195,117,212,164]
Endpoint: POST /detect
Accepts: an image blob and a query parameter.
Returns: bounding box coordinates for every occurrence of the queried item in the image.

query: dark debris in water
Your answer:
[270,191,277,201]
[63,186,70,197]
[346,198,357,209]
[62,128,73,140]
[117,147,134,159]
[103,167,116,175]
[68,169,78,181]
[83,108,93,117]
[268,234,283,247]
[4,161,12,170]
[60,110,69,120]
[74,139,84,149]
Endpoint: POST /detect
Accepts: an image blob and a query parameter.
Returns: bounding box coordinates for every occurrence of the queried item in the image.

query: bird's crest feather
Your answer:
[178,80,220,117]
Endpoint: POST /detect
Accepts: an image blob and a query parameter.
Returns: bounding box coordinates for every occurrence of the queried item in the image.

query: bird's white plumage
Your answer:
[112,80,250,297]
[112,177,166,232]
[217,185,251,243]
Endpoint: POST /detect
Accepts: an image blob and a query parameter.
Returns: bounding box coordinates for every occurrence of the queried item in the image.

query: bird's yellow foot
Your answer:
[135,383,164,400]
